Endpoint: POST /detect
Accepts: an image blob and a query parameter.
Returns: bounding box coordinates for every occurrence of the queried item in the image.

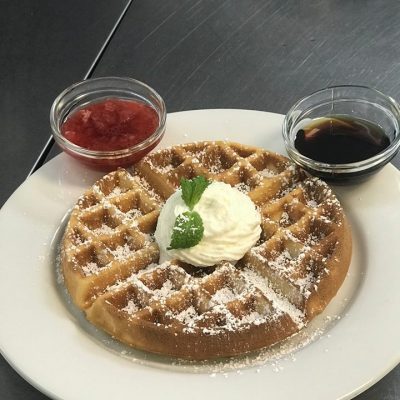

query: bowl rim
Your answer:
[50,76,167,160]
[282,85,400,173]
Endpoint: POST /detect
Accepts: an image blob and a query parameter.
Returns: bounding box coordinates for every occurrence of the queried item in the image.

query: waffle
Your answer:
[61,141,352,360]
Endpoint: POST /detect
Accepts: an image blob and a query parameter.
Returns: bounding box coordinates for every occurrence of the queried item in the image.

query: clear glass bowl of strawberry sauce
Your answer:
[50,77,166,170]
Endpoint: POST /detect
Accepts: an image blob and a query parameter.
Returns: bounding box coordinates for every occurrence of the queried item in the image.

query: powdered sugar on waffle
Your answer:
[122,300,139,314]
[259,168,278,178]
[92,224,116,235]
[61,143,351,360]
[109,244,135,261]
[249,245,315,298]
[241,268,305,327]
[211,287,237,305]
[82,262,101,276]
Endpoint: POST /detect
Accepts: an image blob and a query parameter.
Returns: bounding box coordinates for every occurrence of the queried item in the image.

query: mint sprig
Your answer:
[181,176,210,210]
[167,211,204,250]
[168,176,210,250]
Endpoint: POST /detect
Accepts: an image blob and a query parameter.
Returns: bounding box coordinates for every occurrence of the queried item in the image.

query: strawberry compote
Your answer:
[61,98,159,151]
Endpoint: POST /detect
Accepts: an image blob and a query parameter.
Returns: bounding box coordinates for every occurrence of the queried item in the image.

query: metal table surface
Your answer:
[1,1,399,399]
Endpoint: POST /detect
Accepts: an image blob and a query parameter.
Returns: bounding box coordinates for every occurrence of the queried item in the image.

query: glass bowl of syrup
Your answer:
[283,85,400,183]
[50,77,166,171]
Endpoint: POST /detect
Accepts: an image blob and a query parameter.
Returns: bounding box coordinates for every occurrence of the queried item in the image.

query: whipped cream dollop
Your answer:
[154,181,261,267]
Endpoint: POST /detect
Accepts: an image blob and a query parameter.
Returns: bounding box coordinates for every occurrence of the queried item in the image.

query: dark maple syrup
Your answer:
[294,115,390,164]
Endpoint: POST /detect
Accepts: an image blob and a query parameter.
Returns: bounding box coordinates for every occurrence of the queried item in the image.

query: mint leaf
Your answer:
[167,211,204,250]
[180,176,210,210]
[167,176,209,250]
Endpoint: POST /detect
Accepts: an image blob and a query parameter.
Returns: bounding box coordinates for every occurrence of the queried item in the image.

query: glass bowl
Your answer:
[282,85,400,183]
[50,76,166,171]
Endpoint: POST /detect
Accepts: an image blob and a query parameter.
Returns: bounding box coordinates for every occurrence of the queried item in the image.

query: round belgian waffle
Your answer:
[61,141,352,360]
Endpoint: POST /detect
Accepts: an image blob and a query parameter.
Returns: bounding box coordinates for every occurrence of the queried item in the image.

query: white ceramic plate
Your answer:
[0,110,399,400]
